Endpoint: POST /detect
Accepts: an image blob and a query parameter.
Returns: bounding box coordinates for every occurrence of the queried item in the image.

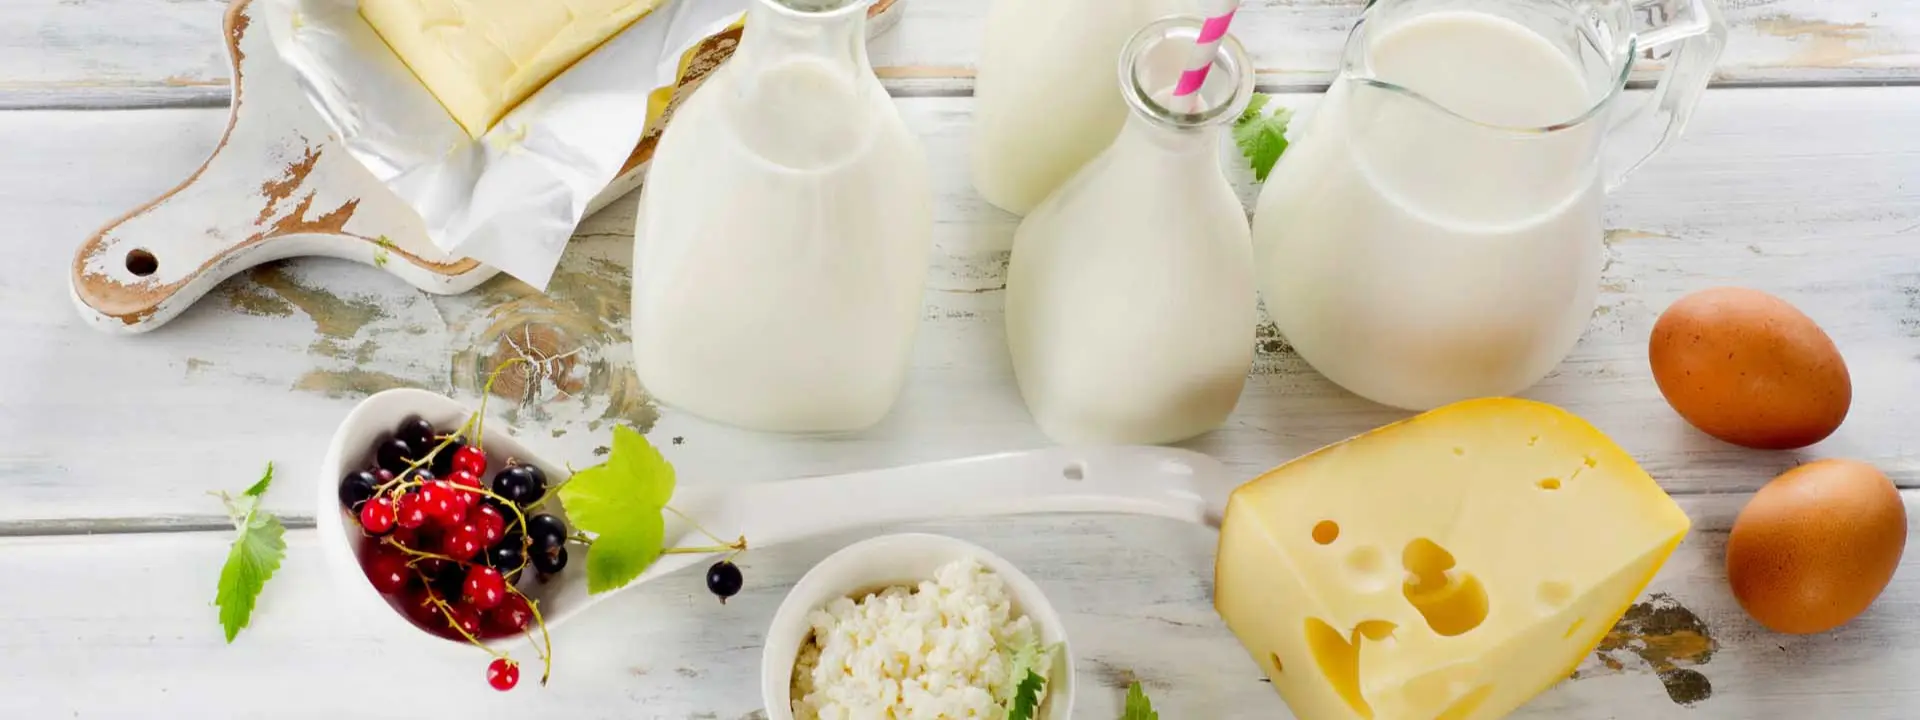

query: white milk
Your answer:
[1252,10,1605,410]
[632,48,932,432]
[1005,21,1255,446]
[971,0,1186,216]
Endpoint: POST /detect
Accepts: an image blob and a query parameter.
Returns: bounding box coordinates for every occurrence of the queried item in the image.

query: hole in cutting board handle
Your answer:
[125,249,158,277]
[1062,463,1085,481]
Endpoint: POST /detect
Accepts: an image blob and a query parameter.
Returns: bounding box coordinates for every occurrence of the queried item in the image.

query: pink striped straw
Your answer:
[1173,0,1242,98]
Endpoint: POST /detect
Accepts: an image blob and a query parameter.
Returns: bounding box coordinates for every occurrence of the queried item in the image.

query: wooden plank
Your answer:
[1,492,1914,717]
[6,0,1920,108]
[3,86,1919,526]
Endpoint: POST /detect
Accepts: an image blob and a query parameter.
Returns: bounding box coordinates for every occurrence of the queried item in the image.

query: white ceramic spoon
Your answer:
[317,388,1239,650]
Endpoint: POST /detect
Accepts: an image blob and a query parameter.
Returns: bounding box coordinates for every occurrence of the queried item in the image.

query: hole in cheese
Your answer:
[1537,477,1561,490]
[1564,617,1585,639]
[1401,538,1490,636]
[1538,581,1573,608]
[1345,545,1391,592]
[1268,652,1284,674]
[1312,521,1340,545]
[1306,618,1396,719]
[1434,684,1495,720]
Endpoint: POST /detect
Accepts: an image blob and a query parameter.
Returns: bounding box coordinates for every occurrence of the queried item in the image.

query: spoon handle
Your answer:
[645,446,1239,578]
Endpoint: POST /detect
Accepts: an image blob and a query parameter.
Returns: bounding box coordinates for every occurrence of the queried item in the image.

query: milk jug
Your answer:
[971,0,1186,216]
[1252,0,1725,410]
[1005,18,1256,445]
[632,0,932,433]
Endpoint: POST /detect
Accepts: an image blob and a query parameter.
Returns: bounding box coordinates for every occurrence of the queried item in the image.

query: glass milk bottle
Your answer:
[1252,0,1724,410]
[631,0,932,433]
[1005,18,1257,445]
[971,0,1187,216]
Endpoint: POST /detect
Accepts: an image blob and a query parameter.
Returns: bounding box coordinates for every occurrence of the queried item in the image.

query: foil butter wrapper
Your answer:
[260,0,753,290]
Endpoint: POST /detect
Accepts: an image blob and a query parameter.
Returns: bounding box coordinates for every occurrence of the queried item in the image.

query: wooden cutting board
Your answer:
[69,0,905,334]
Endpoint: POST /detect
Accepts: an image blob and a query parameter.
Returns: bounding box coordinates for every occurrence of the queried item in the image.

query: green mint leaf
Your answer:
[1232,92,1293,183]
[215,466,286,643]
[1008,670,1046,720]
[1121,681,1158,720]
[243,462,275,498]
[557,425,674,594]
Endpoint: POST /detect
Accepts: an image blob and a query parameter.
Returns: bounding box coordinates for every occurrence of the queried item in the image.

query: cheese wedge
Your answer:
[1215,398,1690,720]
[360,0,664,136]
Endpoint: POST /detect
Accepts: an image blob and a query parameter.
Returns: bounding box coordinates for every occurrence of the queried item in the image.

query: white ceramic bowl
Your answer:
[761,533,1075,720]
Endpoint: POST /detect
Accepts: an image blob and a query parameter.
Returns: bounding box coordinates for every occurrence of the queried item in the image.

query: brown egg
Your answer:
[1649,287,1851,449]
[1726,459,1906,634]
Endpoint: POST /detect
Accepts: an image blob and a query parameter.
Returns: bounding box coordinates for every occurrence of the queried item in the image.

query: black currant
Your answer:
[706,561,744,602]
[526,514,567,551]
[491,466,544,508]
[395,416,436,453]
[338,470,378,511]
[488,543,526,582]
[431,438,466,478]
[532,545,568,575]
[375,437,414,474]
[429,560,467,598]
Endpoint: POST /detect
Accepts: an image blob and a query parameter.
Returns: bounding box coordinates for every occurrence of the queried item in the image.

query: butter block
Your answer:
[1214,398,1690,720]
[360,0,664,136]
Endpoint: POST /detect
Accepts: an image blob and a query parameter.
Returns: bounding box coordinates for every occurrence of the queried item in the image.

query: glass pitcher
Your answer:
[1250,0,1725,411]
[631,0,932,433]
[1005,17,1257,445]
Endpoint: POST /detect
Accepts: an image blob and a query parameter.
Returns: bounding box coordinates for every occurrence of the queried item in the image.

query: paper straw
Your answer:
[1173,0,1242,98]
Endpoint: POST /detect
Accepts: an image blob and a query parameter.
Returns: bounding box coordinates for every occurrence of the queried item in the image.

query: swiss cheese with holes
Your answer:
[360,0,666,136]
[1215,398,1690,719]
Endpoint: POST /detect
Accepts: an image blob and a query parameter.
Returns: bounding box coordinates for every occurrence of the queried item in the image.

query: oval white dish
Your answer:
[317,388,1238,652]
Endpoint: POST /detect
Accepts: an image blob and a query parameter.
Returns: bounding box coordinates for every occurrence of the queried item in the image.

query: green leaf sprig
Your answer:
[556,425,745,594]
[1121,681,1159,720]
[214,462,286,643]
[1233,92,1293,183]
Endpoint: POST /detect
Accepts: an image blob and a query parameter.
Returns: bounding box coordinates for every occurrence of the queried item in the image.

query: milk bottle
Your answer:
[1005,18,1256,445]
[632,0,932,433]
[1252,0,1725,410]
[971,0,1186,216]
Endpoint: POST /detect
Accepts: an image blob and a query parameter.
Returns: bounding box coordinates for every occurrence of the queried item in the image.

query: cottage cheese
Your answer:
[791,558,1044,719]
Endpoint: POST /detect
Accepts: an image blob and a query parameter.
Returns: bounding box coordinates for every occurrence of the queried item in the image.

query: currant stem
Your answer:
[663,504,736,547]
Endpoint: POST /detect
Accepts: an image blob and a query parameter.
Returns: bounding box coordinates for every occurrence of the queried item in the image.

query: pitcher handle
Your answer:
[1604,0,1727,191]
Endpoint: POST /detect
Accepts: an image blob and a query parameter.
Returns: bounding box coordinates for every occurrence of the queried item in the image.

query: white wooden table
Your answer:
[4,0,1920,717]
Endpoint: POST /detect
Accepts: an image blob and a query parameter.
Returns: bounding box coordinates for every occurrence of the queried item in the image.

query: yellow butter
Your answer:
[1215,398,1690,719]
[360,0,664,136]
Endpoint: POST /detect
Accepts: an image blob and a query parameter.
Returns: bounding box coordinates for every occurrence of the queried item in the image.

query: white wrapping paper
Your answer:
[261,0,753,289]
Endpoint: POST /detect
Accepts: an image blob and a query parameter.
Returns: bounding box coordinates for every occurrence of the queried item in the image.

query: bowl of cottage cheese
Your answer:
[761,533,1073,719]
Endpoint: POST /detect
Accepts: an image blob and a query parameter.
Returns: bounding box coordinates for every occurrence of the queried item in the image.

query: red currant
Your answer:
[463,566,507,610]
[472,503,507,546]
[453,446,489,478]
[362,545,410,594]
[447,469,482,509]
[487,657,519,691]
[395,492,430,529]
[404,588,449,633]
[442,524,486,562]
[484,593,534,637]
[446,603,483,639]
[358,496,397,536]
[420,481,465,526]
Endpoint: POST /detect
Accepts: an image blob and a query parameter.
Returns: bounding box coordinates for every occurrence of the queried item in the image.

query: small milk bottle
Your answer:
[631,0,933,433]
[971,0,1186,216]
[1005,18,1256,445]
